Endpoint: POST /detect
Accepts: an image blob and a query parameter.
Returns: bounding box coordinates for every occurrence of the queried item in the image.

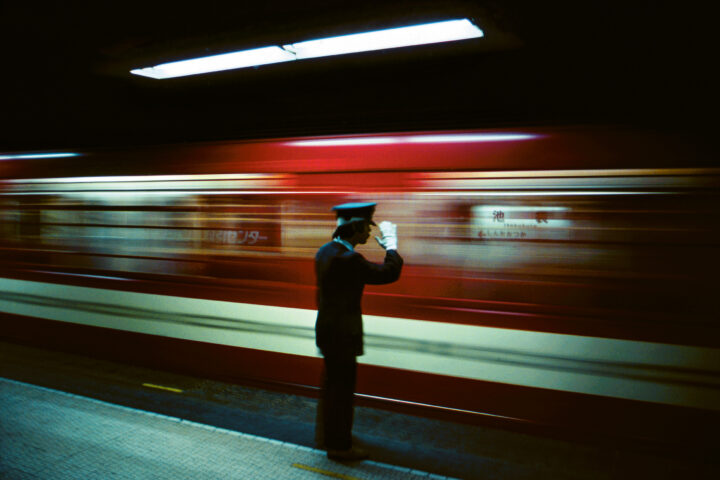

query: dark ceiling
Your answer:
[1,1,714,152]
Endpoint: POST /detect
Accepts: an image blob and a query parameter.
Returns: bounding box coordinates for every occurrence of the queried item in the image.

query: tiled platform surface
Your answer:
[0,377,456,480]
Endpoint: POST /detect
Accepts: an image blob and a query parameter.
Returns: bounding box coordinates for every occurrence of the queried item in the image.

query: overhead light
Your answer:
[287,133,537,146]
[0,152,80,160]
[283,19,483,60]
[288,138,398,147]
[407,134,538,143]
[131,19,484,79]
[131,46,296,79]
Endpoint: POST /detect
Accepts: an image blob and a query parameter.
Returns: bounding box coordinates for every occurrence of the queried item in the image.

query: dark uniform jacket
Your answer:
[315,241,403,356]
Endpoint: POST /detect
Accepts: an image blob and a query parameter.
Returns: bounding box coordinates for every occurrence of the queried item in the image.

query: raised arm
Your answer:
[357,249,403,285]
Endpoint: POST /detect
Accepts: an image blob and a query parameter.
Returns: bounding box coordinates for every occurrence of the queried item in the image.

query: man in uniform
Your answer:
[315,202,403,461]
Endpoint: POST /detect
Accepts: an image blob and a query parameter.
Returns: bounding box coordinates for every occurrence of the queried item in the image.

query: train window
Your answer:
[196,195,281,254]
[0,199,19,242]
[278,199,334,256]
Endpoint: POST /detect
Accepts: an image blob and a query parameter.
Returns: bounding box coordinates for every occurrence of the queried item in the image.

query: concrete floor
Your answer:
[1,340,717,479]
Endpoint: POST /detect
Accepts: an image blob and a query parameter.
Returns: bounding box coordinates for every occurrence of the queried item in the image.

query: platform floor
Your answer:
[2,341,718,480]
[0,377,453,480]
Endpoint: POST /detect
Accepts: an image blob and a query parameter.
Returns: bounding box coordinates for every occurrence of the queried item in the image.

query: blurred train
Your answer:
[1,126,719,443]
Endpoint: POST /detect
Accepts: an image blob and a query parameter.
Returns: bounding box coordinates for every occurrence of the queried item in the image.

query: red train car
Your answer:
[1,126,718,442]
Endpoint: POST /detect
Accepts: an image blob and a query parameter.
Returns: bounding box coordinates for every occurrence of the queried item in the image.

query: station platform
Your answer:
[1,340,718,480]
[0,377,452,480]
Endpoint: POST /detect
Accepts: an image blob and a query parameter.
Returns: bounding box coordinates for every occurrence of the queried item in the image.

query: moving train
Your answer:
[1,126,718,443]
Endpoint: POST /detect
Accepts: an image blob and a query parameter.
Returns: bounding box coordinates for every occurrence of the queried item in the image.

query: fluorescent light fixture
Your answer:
[131,46,296,79]
[288,138,398,147]
[0,152,80,160]
[287,133,537,146]
[131,19,483,79]
[407,134,537,143]
[283,19,483,59]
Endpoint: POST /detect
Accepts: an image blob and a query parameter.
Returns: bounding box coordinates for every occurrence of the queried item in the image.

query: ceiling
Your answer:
[0,0,714,152]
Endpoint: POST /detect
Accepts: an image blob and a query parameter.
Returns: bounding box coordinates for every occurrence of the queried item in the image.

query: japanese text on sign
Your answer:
[471,205,570,240]
[203,230,268,245]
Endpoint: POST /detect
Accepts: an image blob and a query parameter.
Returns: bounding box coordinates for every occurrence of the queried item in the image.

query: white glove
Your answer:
[375,221,398,251]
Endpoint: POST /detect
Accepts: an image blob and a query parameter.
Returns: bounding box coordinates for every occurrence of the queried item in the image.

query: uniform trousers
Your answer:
[316,351,357,451]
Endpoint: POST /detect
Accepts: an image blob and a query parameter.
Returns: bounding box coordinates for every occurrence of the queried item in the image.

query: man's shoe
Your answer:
[327,446,369,461]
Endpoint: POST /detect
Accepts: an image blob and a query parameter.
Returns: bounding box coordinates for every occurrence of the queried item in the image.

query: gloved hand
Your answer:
[375,221,398,251]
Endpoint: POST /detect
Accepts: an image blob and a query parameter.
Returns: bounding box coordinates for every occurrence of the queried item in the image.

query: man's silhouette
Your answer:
[315,202,403,461]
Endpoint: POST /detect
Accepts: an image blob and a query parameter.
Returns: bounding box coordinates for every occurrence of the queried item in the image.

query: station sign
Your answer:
[471,205,570,241]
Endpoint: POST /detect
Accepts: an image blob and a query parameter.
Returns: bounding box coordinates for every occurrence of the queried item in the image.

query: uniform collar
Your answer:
[333,237,354,252]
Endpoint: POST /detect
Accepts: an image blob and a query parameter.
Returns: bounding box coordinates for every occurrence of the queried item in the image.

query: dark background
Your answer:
[1,1,715,152]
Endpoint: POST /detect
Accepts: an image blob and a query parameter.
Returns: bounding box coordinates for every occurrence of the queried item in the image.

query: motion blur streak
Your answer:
[8,173,288,183]
[417,167,719,178]
[287,133,538,146]
[2,277,718,410]
[1,127,718,437]
[0,152,80,160]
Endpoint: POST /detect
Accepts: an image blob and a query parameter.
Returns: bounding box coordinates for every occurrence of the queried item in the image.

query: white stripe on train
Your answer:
[1,276,718,410]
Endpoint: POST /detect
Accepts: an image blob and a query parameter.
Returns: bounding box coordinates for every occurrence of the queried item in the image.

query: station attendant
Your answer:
[315,202,403,461]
